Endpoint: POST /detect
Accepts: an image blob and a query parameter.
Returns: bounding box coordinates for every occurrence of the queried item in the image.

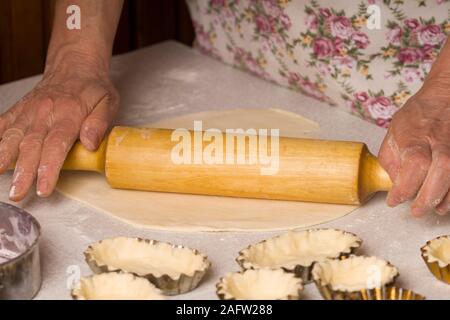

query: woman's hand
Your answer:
[0,51,119,201]
[378,74,450,216]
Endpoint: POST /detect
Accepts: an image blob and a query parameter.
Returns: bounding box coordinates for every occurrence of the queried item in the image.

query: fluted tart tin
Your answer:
[72,272,166,300]
[312,255,399,300]
[381,287,425,300]
[84,237,211,295]
[0,202,41,300]
[236,229,362,283]
[421,235,450,284]
[216,268,303,300]
[316,284,424,300]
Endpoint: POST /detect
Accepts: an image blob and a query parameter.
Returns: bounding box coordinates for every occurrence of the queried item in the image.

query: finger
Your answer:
[9,123,48,201]
[36,122,78,197]
[80,93,118,151]
[9,97,54,200]
[0,101,25,137]
[378,131,401,181]
[436,191,450,215]
[412,147,450,217]
[0,118,29,173]
[387,143,431,207]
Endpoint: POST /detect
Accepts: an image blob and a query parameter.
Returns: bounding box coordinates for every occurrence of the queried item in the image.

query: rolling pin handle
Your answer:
[62,139,107,173]
[358,146,393,203]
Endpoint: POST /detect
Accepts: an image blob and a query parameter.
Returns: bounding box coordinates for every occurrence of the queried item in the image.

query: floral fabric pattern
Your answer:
[186,0,449,127]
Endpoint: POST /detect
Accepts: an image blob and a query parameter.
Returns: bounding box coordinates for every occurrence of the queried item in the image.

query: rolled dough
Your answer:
[57,108,357,232]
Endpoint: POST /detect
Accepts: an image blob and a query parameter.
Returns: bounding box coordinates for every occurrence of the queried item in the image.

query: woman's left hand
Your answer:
[378,74,450,216]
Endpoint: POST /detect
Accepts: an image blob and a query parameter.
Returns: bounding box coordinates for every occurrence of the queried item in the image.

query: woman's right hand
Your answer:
[0,51,119,201]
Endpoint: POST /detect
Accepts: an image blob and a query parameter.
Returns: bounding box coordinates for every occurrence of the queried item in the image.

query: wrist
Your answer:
[418,72,450,99]
[44,43,110,78]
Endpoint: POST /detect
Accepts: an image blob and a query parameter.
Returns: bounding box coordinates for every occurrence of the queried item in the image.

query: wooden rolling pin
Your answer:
[61,126,392,205]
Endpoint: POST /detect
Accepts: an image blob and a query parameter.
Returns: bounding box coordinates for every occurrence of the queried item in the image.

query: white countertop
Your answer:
[0,41,448,300]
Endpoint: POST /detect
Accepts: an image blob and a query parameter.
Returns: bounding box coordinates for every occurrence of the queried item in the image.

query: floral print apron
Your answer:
[186,0,450,127]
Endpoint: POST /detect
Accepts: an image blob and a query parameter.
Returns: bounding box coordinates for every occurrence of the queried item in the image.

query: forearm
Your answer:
[45,0,124,74]
[417,37,450,99]
[425,37,450,80]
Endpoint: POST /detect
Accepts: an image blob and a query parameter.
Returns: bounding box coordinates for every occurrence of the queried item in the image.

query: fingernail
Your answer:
[37,165,47,178]
[12,167,24,184]
[85,129,99,150]
[9,183,25,201]
[411,205,427,218]
[37,179,49,197]
[386,193,398,207]
[9,185,17,199]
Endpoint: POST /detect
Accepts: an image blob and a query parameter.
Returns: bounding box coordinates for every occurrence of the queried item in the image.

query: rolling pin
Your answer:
[60,126,392,205]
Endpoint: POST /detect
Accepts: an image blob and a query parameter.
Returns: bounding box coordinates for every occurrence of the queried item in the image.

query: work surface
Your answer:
[0,41,448,300]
